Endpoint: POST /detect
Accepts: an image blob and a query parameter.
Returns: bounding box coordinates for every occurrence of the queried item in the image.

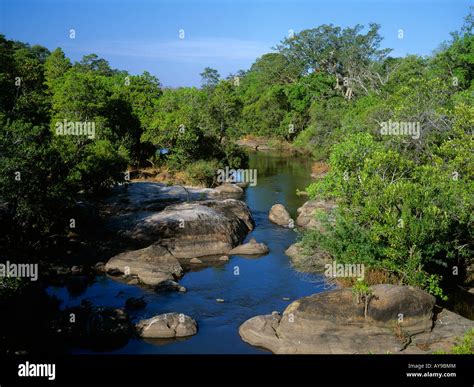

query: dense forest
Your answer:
[0,10,472,300]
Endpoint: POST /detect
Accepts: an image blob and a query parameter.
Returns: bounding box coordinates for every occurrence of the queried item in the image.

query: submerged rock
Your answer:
[136,313,197,338]
[239,285,440,354]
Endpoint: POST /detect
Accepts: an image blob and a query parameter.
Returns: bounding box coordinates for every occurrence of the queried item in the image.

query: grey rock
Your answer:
[239,285,438,354]
[136,313,197,338]
[105,245,183,287]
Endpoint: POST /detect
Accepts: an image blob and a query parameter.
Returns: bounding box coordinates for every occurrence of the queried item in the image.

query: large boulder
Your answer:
[228,238,269,256]
[136,313,197,338]
[239,285,437,354]
[105,197,254,257]
[105,244,183,287]
[268,204,292,227]
[367,284,435,334]
[296,200,336,230]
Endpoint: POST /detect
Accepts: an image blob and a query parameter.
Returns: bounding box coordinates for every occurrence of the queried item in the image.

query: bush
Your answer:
[185,159,220,187]
[302,130,473,298]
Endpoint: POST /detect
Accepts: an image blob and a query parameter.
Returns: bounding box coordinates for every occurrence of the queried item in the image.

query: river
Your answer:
[47,151,332,354]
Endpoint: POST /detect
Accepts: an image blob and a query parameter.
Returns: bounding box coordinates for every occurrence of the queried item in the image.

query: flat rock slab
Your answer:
[103,182,216,212]
[239,285,439,354]
[105,244,183,286]
[103,189,254,256]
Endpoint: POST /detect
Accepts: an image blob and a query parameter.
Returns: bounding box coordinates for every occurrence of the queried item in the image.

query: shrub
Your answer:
[185,159,220,187]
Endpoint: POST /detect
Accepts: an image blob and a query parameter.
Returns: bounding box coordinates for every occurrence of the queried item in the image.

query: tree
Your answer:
[44,48,71,91]
[207,80,241,139]
[200,67,220,90]
[277,24,391,97]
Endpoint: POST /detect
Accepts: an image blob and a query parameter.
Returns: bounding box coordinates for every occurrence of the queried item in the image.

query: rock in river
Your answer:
[105,244,183,287]
[228,238,269,256]
[105,197,254,257]
[284,243,331,272]
[268,204,292,227]
[296,200,336,230]
[213,183,244,198]
[136,313,197,338]
[239,285,441,354]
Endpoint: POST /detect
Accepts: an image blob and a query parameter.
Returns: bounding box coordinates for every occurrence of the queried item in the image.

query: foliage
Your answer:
[185,159,220,187]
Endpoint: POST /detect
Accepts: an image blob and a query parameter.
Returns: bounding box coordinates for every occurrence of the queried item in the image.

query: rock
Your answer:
[214,183,244,198]
[104,196,254,258]
[228,238,269,256]
[284,243,331,272]
[93,262,106,273]
[239,285,437,354]
[216,298,225,303]
[235,182,249,189]
[190,258,203,264]
[219,255,229,262]
[105,244,183,287]
[136,313,197,338]
[406,309,474,353]
[156,279,186,293]
[103,182,215,213]
[296,200,336,230]
[367,284,435,334]
[70,265,84,275]
[107,268,122,276]
[125,297,147,310]
[268,204,292,227]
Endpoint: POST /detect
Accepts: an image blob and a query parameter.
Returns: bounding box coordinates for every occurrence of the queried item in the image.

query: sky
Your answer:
[0,0,471,87]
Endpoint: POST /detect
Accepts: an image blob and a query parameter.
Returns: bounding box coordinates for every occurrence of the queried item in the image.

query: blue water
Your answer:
[47,151,331,354]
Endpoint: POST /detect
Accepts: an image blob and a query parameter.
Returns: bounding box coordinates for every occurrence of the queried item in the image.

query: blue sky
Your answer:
[0,0,471,87]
